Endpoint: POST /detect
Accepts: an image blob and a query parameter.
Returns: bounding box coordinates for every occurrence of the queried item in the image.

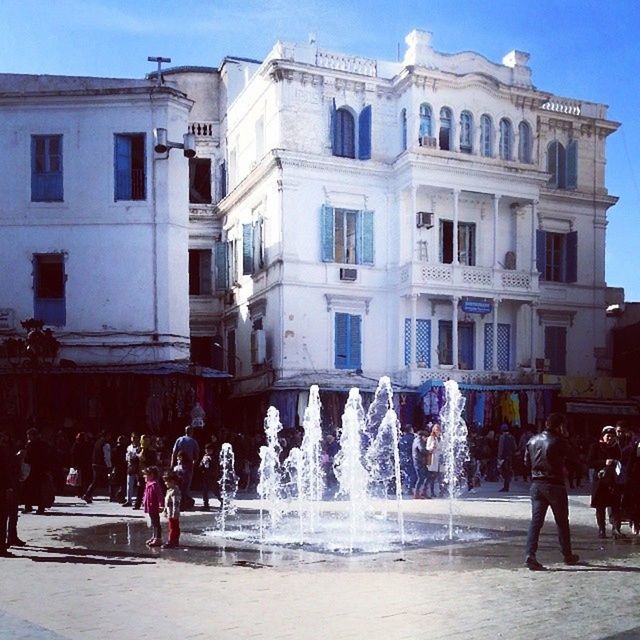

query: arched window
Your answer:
[439,107,452,151]
[419,103,432,141]
[480,114,493,157]
[460,111,473,154]
[518,121,532,163]
[334,108,355,158]
[499,118,513,160]
[400,108,407,151]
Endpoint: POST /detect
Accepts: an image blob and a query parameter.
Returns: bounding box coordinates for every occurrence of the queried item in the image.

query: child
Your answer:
[162,471,182,548]
[173,451,191,510]
[199,443,219,510]
[142,466,164,547]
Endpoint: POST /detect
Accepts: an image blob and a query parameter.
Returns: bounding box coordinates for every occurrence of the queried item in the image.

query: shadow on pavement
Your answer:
[20,545,157,566]
[546,562,640,573]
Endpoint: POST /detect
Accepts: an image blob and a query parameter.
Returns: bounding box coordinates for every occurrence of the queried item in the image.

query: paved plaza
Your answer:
[1,483,640,640]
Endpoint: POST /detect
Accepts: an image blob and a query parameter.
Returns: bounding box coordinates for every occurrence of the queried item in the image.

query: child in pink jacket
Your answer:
[142,466,164,547]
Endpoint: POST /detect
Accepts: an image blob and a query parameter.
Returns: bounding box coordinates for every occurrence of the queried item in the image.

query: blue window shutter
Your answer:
[416,319,431,367]
[358,105,372,160]
[330,99,337,155]
[404,318,411,367]
[215,241,229,291]
[114,135,132,200]
[566,140,578,189]
[242,224,254,275]
[31,137,45,201]
[320,205,335,262]
[498,323,510,371]
[357,210,374,265]
[219,161,227,199]
[483,323,492,371]
[547,142,558,187]
[335,312,348,368]
[349,314,362,369]
[565,231,578,283]
[536,230,547,277]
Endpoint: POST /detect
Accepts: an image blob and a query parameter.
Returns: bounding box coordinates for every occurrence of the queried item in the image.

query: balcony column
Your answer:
[452,295,459,368]
[410,294,418,368]
[493,194,501,269]
[410,186,417,261]
[531,200,538,272]
[492,298,501,371]
[530,302,538,368]
[453,189,460,265]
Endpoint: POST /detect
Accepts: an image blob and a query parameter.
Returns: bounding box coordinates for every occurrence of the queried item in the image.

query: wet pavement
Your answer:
[2,483,640,639]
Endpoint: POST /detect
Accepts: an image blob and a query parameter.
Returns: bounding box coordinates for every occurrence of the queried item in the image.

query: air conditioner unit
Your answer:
[251,329,266,365]
[339,268,358,282]
[416,211,434,229]
[419,136,437,148]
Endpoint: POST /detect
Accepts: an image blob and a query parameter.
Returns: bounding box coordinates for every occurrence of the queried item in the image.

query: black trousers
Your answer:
[84,465,108,499]
[525,481,573,559]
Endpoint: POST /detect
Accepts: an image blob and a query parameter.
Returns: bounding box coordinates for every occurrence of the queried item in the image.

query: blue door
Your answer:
[458,322,474,370]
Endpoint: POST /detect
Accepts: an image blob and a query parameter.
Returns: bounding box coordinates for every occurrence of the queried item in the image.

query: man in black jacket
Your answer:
[523,412,580,570]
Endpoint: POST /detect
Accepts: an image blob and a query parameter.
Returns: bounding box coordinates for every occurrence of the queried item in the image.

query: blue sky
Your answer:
[2,0,638,300]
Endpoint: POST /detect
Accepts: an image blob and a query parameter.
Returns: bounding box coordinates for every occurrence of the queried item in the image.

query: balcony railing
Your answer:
[189,121,216,137]
[400,262,538,293]
[397,367,537,388]
[315,50,377,77]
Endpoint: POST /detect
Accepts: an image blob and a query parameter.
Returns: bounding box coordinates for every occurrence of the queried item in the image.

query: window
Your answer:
[335,312,361,369]
[419,103,432,140]
[31,135,63,202]
[439,107,452,151]
[484,323,511,371]
[190,336,214,367]
[518,121,532,163]
[217,161,227,201]
[545,326,567,375]
[189,158,212,204]
[320,206,374,265]
[440,220,476,265]
[547,140,577,189]
[330,102,372,160]
[215,241,229,291]
[33,253,66,326]
[480,115,493,157]
[242,219,265,275]
[404,318,431,367]
[189,249,212,295]
[114,133,145,200]
[499,119,512,160]
[439,321,474,368]
[400,108,407,151]
[536,230,578,283]
[438,321,453,365]
[459,111,473,154]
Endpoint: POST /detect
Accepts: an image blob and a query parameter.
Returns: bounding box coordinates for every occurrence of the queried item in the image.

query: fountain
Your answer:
[205,377,481,554]
[217,443,238,533]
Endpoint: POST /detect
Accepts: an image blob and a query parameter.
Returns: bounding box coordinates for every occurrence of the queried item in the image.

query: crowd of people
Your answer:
[1,416,639,557]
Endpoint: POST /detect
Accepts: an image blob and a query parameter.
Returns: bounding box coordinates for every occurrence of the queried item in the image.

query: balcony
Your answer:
[399,262,539,296]
[397,367,537,388]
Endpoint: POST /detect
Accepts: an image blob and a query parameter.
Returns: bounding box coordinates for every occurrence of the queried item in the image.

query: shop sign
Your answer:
[461,299,492,315]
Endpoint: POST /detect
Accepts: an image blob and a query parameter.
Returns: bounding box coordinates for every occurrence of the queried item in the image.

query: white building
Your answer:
[0,73,193,365]
[169,31,620,428]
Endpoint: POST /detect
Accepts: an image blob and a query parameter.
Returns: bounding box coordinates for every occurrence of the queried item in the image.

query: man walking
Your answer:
[524,412,580,570]
[497,424,517,492]
[171,426,200,508]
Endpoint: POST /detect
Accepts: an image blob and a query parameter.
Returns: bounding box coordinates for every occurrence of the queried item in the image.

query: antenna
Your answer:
[147,56,172,86]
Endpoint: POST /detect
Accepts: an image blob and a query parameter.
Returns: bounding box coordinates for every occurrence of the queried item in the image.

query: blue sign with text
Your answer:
[461,299,492,314]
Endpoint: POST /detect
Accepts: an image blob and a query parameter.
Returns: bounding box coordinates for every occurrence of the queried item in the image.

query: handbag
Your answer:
[66,467,81,488]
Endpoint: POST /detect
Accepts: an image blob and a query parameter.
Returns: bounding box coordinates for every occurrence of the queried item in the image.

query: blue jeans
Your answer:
[525,481,573,559]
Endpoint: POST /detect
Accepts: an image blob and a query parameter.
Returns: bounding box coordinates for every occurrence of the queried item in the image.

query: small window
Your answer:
[320,206,374,266]
[547,140,577,190]
[419,103,432,140]
[459,111,473,154]
[545,326,567,375]
[189,158,212,204]
[33,253,66,326]
[518,121,532,163]
[400,108,407,151]
[439,107,452,151]
[188,249,212,295]
[499,119,512,161]
[31,135,63,202]
[335,312,361,369]
[440,220,476,266]
[480,115,493,157]
[242,219,265,275]
[536,230,578,283]
[114,133,145,200]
